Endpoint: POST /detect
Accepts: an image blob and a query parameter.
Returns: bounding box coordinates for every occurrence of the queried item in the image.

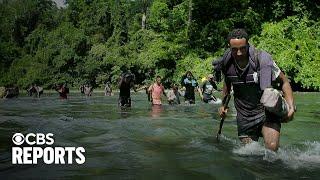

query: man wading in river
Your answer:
[118,71,137,107]
[214,29,295,151]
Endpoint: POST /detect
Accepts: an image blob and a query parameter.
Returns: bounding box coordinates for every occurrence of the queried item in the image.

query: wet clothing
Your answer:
[182,77,198,104]
[119,83,132,107]
[149,83,165,105]
[214,45,280,90]
[119,72,135,107]
[119,96,131,107]
[28,86,43,97]
[104,84,112,96]
[57,86,69,99]
[237,111,281,140]
[221,45,281,139]
[80,85,85,94]
[119,83,131,97]
[84,86,92,96]
[167,89,181,104]
[200,80,217,103]
[4,87,19,98]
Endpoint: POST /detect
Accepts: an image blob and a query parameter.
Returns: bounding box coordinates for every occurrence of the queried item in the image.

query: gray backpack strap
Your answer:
[212,49,231,82]
[222,49,232,74]
[249,46,272,90]
[249,46,261,72]
[257,50,273,90]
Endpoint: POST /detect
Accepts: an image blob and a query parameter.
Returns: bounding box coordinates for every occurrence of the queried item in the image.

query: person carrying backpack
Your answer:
[27,84,43,98]
[214,28,295,151]
[55,83,69,99]
[104,82,112,96]
[199,74,219,103]
[181,71,199,104]
[167,84,181,105]
[118,71,137,107]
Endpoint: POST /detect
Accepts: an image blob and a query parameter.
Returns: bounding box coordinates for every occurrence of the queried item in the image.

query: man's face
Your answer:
[229,38,248,61]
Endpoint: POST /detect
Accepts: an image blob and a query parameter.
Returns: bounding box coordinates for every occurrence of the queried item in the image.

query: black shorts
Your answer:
[237,112,281,141]
[119,96,131,107]
[184,93,195,104]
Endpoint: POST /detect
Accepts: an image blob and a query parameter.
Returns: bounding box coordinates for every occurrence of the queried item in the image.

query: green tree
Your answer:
[253,16,320,90]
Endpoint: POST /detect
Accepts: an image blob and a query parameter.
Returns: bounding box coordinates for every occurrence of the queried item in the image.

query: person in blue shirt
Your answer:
[181,71,198,104]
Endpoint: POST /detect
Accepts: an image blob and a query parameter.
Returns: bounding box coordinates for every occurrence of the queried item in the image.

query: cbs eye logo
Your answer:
[12,133,54,146]
[12,133,25,145]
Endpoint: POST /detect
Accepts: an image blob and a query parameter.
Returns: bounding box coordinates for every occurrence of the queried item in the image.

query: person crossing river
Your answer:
[118,71,137,107]
[214,28,295,151]
[199,74,220,104]
[148,76,166,105]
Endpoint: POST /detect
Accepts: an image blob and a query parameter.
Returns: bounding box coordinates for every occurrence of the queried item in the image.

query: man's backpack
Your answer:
[212,45,273,90]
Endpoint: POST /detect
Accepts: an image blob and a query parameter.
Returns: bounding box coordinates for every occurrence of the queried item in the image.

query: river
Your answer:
[0,92,319,179]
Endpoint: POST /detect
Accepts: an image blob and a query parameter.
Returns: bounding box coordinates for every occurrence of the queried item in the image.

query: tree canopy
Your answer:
[0,0,319,90]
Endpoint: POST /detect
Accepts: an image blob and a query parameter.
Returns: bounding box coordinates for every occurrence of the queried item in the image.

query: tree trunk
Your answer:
[142,13,146,29]
[187,0,193,44]
[141,0,148,29]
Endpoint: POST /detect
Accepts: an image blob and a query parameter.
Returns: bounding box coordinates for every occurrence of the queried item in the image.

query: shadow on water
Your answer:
[0,92,319,179]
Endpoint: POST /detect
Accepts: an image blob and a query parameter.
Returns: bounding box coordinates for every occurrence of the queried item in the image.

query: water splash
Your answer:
[219,134,239,145]
[277,141,320,169]
[232,140,320,169]
[58,115,74,121]
[233,141,266,156]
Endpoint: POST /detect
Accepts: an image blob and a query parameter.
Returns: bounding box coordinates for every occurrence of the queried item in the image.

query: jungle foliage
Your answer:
[0,0,319,90]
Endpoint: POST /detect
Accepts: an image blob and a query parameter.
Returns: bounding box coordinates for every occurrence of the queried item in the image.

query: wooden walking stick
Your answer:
[216,94,231,142]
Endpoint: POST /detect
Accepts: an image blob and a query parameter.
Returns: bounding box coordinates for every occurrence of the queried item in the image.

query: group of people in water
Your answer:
[117,70,220,108]
[117,28,296,153]
[1,29,296,153]
[1,70,218,105]
[0,83,69,99]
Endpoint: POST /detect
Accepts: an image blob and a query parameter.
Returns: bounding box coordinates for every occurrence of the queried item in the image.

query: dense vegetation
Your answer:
[0,0,319,91]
